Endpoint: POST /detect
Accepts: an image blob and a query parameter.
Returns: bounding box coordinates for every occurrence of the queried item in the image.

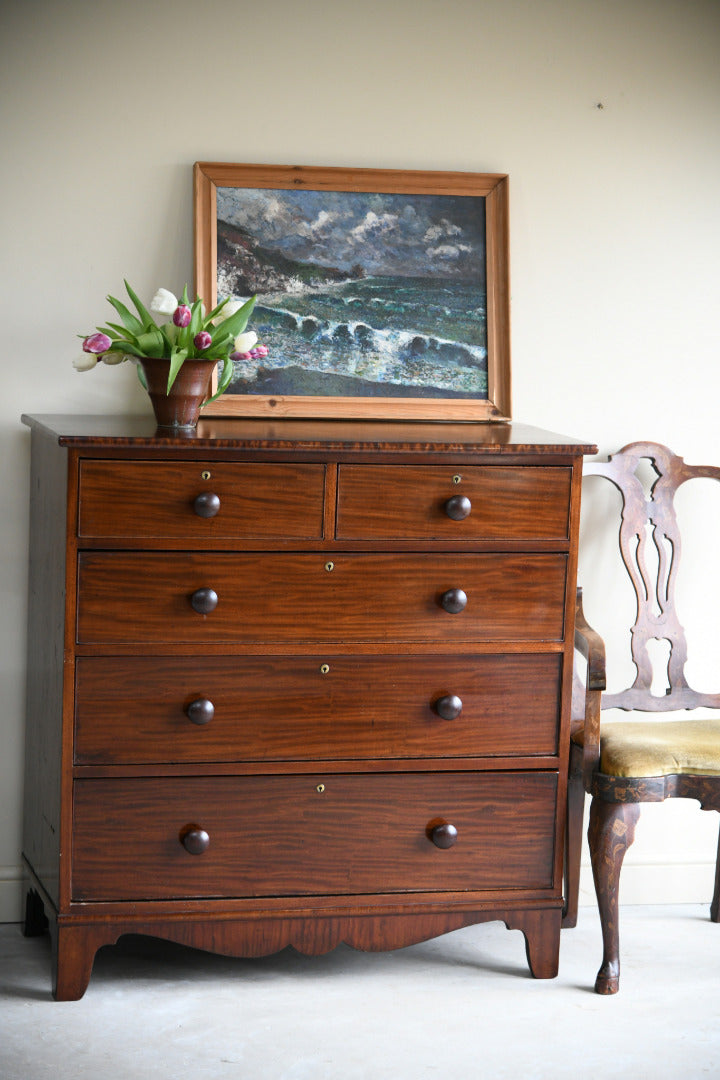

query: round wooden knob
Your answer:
[193,492,221,518]
[430,822,458,849]
[190,587,218,614]
[434,694,463,720]
[444,494,472,520]
[180,825,210,855]
[440,588,467,614]
[185,698,215,725]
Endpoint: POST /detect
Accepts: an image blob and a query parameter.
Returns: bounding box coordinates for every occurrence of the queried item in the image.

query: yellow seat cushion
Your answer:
[572,719,720,778]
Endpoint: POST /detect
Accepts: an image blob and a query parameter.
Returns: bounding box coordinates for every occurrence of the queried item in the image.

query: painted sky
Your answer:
[217,187,486,280]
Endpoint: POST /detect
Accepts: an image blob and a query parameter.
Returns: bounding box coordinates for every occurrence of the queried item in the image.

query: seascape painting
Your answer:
[215,187,488,400]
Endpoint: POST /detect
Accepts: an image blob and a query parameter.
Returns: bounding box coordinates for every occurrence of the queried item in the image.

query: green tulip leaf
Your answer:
[106,295,145,335]
[102,322,139,343]
[214,296,256,342]
[136,329,166,358]
[158,326,176,355]
[124,280,155,329]
[204,299,229,324]
[189,299,203,333]
[166,347,188,394]
[105,338,144,358]
[207,335,231,358]
[203,355,233,407]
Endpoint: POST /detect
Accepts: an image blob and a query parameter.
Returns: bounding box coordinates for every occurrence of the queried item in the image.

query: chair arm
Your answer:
[573,587,606,787]
[574,587,606,692]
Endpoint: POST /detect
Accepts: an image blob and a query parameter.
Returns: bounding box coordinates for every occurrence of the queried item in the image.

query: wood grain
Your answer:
[336,465,571,540]
[20,414,591,998]
[71,772,558,901]
[76,552,568,645]
[73,652,562,764]
[78,461,326,540]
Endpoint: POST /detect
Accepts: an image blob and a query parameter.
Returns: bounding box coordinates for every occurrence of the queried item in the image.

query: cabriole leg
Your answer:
[588,798,640,995]
[711,818,720,923]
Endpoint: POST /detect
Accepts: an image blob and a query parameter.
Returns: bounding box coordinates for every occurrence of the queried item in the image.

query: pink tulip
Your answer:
[194,331,212,350]
[231,350,252,361]
[82,332,112,354]
[173,305,192,327]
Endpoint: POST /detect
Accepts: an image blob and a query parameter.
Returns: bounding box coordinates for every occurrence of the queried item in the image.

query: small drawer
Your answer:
[74,653,562,764]
[76,552,567,645]
[71,772,558,901]
[336,465,572,540]
[77,461,325,540]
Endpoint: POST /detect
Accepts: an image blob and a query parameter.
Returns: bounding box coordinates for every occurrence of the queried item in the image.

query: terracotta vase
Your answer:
[138,357,216,430]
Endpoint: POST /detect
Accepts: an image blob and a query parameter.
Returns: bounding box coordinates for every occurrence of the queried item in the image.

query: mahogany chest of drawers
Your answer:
[21,414,594,999]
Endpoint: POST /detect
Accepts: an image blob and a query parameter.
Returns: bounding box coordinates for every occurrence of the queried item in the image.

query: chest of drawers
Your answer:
[21,414,594,999]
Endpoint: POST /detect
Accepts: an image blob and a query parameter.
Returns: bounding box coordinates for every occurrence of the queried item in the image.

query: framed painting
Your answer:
[194,162,510,420]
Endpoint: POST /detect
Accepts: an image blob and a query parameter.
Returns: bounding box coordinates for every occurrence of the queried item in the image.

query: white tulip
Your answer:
[234,330,257,353]
[150,288,178,316]
[73,353,98,371]
[213,299,244,324]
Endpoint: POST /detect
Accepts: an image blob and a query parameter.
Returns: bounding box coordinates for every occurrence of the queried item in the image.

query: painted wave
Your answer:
[227,275,488,398]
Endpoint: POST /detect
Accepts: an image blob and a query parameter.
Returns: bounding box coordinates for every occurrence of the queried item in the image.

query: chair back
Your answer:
[584,442,720,713]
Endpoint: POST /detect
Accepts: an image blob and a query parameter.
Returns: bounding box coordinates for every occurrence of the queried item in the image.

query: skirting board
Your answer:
[0,868,23,924]
[578,861,717,907]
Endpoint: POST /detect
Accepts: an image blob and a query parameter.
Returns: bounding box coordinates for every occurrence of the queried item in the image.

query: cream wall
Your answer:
[1,0,719,921]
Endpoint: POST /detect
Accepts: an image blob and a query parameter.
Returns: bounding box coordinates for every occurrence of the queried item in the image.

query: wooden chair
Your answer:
[563,442,720,993]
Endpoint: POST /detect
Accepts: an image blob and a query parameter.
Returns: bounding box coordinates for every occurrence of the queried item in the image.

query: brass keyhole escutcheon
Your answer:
[201,470,212,481]
[316,784,326,794]
[320,663,330,675]
[324,561,335,572]
[452,474,462,485]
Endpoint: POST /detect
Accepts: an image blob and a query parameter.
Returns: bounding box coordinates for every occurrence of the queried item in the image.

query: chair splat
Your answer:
[585,442,720,712]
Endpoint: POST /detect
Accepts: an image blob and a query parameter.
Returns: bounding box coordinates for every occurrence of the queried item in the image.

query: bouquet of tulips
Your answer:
[75,280,267,403]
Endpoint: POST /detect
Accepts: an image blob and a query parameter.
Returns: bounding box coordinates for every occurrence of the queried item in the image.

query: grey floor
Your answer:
[1,905,718,1079]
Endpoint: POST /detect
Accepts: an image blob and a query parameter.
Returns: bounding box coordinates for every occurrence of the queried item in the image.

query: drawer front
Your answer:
[76,553,567,645]
[71,772,558,901]
[77,461,326,540]
[74,653,562,764]
[336,465,571,540]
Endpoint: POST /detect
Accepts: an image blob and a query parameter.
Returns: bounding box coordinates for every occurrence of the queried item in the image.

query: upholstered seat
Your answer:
[572,719,720,778]
[563,442,720,994]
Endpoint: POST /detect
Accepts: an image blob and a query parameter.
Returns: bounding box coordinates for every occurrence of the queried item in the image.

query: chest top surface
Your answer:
[22,414,596,460]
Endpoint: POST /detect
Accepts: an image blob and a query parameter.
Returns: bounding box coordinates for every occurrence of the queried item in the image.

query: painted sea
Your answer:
[231,278,487,398]
[215,186,488,399]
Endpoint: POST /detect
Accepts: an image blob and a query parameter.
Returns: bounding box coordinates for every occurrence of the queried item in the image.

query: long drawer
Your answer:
[76,552,567,645]
[71,772,558,901]
[336,465,572,540]
[77,461,326,540]
[73,653,562,764]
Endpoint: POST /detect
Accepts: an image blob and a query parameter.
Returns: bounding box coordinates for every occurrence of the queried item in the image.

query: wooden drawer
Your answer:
[76,552,567,645]
[336,465,571,540]
[74,653,562,764]
[77,461,326,540]
[71,772,558,901]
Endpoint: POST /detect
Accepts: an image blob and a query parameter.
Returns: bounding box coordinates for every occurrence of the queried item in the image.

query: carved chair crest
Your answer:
[584,442,720,712]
